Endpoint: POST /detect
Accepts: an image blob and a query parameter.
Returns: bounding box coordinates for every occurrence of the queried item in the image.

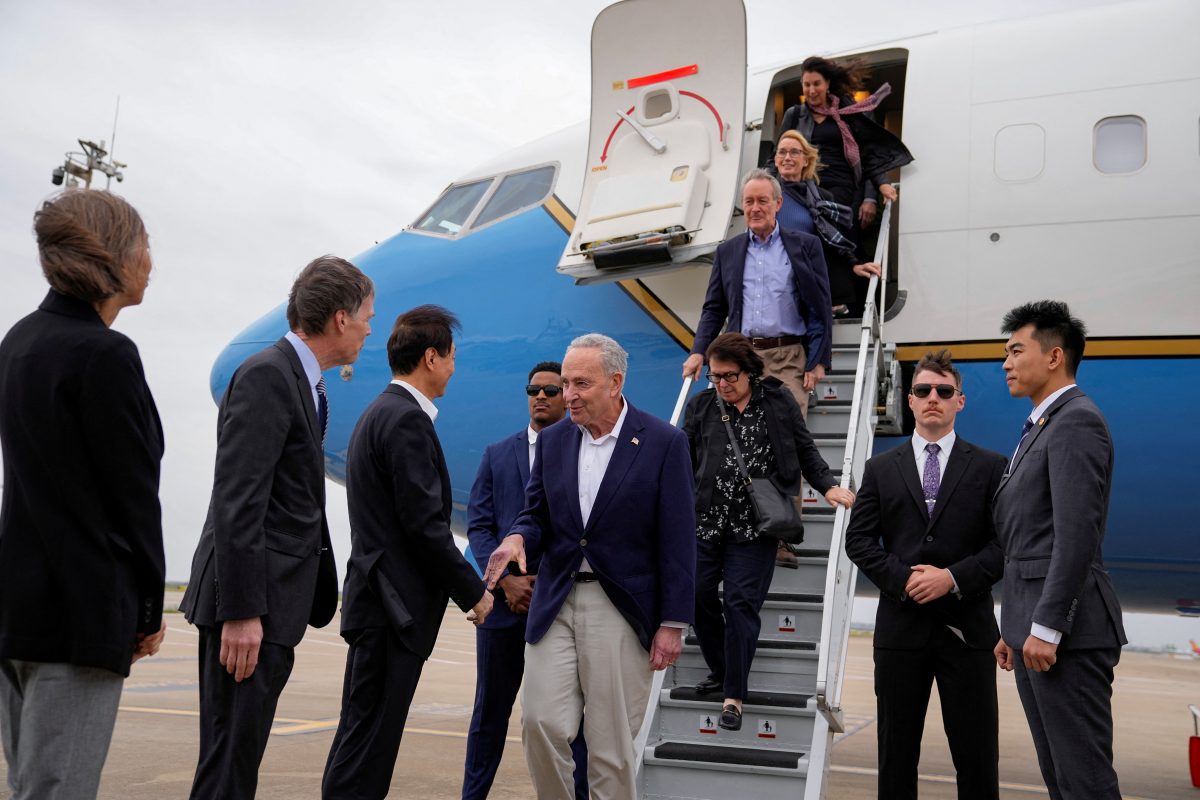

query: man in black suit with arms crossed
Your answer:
[845,349,1007,799]
[993,301,1126,800]
[322,305,493,799]
[181,255,375,799]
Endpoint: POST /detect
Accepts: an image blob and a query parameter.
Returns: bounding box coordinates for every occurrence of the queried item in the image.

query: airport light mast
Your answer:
[50,98,127,189]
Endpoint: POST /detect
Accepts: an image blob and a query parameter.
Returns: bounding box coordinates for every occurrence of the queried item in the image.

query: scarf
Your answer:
[807,83,892,182]
[781,179,856,258]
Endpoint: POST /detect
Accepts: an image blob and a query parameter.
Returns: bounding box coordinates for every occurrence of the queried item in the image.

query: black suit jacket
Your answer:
[181,338,338,647]
[339,385,484,659]
[845,435,1007,650]
[691,227,833,371]
[0,290,164,676]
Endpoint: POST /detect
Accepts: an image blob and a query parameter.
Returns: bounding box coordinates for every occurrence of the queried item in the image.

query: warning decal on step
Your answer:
[823,383,840,400]
[778,614,796,633]
[699,714,718,734]
[802,486,820,504]
[758,719,777,739]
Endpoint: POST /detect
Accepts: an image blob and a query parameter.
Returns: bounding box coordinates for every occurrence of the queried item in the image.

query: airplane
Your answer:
[211,0,1200,616]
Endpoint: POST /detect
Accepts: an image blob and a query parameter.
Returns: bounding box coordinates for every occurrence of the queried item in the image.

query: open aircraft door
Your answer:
[558,0,747,285]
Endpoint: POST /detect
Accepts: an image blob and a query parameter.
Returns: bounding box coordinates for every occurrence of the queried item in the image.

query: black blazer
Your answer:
[0,290,164,676]
[844,435,1007,650]
[683,377,837,513]
[339,385,484,659]
[181,338,338,647]
[691,228,833,371]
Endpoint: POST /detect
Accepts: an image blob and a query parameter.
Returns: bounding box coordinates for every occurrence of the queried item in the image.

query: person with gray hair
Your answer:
[683,167,834,566]
[0,190,166,799]
[180,254,375,799]
[484,332,697,798]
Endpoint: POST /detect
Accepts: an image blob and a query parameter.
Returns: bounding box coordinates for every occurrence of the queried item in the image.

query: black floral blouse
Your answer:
[695,390,776,543]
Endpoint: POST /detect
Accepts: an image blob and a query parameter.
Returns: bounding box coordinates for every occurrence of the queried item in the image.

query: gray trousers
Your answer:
[0,659,125,799]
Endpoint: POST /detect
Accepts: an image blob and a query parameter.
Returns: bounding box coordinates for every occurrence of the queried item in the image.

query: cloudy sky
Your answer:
[11,0,1189,648]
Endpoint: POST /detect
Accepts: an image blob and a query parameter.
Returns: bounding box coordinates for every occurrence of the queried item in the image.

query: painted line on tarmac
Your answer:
[829,765,1158,799]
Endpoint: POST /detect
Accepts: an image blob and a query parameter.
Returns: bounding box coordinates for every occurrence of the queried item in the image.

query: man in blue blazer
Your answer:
[484,334,696,798]
[993,301,1126,800]
[461,361,587,800]
[682,167,833,411]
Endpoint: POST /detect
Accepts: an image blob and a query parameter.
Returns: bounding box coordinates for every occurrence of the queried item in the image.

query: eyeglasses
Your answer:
[526,384,562,397]
[775,148,806,159]
[706,370,743,385]
[911,383,961,400]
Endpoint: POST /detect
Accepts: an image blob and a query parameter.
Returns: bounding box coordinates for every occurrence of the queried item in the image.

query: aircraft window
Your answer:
[1093,116,1146,174]
[471,166,556,229]
[413,179,492,234]
[994,124,1045,182]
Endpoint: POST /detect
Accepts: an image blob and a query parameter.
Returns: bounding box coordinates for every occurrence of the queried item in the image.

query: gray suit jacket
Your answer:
[992,387,1126,651]
[181,338,338,647]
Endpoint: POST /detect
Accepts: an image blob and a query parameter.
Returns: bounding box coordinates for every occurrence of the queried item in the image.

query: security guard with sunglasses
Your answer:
[461,361,589,800]
[844,349,1008,800]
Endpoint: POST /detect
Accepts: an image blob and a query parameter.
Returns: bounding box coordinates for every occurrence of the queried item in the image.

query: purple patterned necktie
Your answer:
[922,443,941,513]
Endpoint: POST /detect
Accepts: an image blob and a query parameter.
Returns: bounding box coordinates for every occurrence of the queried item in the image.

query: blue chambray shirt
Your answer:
[740,223,807,339]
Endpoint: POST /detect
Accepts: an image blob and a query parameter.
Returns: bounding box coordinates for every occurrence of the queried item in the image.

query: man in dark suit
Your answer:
[0,190,166,798]
[461,361,588,799]
[484,333,696,798]
[993,301,1126,800]
[323,305,492,799]
[180,255,375,799]
[681,167,833,413]
[845,349,1007,799]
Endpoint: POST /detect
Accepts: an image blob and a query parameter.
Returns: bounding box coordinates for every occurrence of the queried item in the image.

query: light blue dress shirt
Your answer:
[740,224,807,339]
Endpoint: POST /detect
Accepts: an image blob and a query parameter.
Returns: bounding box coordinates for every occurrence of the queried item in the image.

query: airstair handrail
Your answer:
[633,375,694,779]
[813,200,894,735]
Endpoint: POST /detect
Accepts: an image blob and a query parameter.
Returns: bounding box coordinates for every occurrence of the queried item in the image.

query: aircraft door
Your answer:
[558,0,747,284]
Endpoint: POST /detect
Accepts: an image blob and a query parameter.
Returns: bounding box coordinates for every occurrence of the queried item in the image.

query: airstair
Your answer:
[639,204,901,799]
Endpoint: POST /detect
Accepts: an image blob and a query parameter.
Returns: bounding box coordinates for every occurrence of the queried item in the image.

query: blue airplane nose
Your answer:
[209,303,287,404]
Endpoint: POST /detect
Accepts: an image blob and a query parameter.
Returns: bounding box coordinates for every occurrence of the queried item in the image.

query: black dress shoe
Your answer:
[694,677,722,695]
[718,703,742,731]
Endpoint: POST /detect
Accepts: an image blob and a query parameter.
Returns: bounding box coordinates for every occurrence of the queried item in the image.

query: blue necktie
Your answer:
[316,377,328,443]
[1009,417,1034,470]
[921,443,941,513]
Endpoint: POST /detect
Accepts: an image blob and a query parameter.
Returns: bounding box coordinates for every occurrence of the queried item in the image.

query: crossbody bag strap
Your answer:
[714,394,752,486]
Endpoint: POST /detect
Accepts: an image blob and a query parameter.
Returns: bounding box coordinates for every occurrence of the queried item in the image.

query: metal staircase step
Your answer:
[767,555,828,593]
[652,741,805,769]
[642,740,810,798]
[656,688,816,750]
[667,687,812,707]
[830,346,860,372]
[811,432,847,465]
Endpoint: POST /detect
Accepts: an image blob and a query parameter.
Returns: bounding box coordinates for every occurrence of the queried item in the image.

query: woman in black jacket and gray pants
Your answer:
[683,332,854,730]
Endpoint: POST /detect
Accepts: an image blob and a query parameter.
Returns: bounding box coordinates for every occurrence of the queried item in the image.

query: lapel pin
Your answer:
[1038,417,1046,426]
[631,437,640,446]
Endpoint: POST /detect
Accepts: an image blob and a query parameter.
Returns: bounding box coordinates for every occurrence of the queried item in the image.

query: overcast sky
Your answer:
[8,0,1190,648]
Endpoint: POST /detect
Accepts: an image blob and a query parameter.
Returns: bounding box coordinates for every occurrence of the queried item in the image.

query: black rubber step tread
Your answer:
[787,548,828,559]
[803,506,836,516]
[653,741,805,769]
[763,591,823,604]
[824,369,856,377]
[669,687,812,708]
[685,635,816,651]
[810,432,847,441]
[811,399,852,407]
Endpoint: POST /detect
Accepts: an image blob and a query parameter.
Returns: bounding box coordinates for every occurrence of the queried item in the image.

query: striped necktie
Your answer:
[316,377,328,443]
[1009,417,1034,470]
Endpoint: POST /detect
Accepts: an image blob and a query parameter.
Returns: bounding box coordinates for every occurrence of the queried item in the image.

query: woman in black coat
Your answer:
[0,190,165,796]
[683,332,854,731]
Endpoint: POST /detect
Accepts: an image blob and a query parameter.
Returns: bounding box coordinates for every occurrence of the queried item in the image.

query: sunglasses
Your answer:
[911,383,961,400]
[526,384,562,397]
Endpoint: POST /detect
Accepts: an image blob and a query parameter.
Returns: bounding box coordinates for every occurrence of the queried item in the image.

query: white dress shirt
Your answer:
[910,430,961,599]
[577,399,628,528]
[527,425,539,470]
[284,331,322,414]
[391,379,438,421]
[1020,383,1076,646]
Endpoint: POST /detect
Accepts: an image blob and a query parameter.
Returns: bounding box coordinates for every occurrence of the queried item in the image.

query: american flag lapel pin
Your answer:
[631,437,640,445]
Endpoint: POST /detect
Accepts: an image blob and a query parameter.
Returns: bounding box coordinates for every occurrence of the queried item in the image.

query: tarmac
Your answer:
[1,592,1197,799]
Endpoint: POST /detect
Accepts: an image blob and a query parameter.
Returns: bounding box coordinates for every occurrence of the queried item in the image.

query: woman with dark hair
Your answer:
[0,190,165,796]
[773,128,881,315]
[682,332,854,730]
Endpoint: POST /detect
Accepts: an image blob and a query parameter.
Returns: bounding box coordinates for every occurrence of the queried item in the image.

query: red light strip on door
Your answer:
[627,63,698,89]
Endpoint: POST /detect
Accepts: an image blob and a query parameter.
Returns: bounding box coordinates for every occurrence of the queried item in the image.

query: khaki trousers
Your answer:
[758,342,809,419]
[522,582,652,799]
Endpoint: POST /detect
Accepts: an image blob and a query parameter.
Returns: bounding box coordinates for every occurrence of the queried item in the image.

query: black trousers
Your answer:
[322,626,425,800]
[874,625,999,800]
[1013,646,1122,800]
[190,623,295,800]
[693,534,777,699]
[461,624,588,800]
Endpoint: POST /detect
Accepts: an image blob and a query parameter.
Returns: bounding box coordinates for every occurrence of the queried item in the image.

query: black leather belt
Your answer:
[749,334,806,350]
[574,572,599,583]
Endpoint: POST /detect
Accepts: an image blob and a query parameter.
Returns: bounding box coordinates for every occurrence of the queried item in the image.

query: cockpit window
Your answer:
[471,166,557,229]
[413,179,492,234]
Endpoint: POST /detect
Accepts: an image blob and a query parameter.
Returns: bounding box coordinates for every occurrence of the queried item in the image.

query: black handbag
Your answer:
[714,395,805,543]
